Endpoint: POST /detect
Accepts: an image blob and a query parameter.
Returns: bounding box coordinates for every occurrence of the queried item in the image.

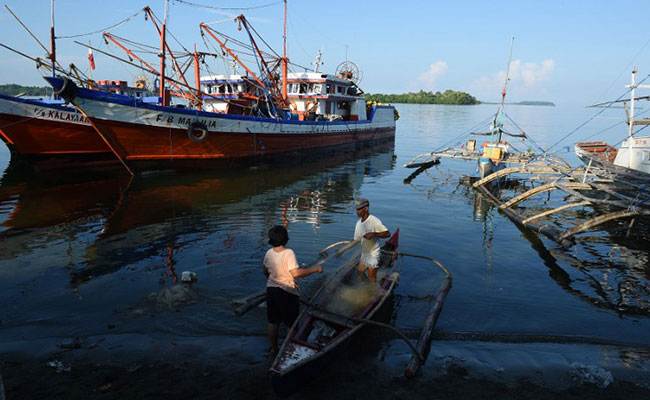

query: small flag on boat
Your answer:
[88,48,95,70]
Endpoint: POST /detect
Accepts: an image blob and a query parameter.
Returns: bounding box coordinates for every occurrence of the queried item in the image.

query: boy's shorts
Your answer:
[266,286,299,326]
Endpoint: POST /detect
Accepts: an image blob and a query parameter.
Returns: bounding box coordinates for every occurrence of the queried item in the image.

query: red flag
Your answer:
[88,48,95,70]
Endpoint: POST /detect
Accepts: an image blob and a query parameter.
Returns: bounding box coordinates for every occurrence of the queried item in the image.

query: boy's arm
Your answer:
[290,266,323,278]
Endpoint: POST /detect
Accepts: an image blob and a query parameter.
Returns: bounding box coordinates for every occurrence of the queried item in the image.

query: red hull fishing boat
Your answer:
[42,2,396,173]
[45,77,396,171]
[0,82,152,169]
[0,94,110,168]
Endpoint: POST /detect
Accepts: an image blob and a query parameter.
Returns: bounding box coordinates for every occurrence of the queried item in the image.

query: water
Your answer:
[0,103,649,387]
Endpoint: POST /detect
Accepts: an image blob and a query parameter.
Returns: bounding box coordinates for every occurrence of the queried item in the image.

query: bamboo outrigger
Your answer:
[471,158,650,248]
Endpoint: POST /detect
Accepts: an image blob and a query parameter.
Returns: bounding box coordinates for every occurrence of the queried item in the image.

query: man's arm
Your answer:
[363,230,390,240]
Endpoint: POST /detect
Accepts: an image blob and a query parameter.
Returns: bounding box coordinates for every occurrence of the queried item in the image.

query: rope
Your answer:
[592,36,650,104]
[172,0,283,11]
[545,73,650,153]
[57,8,146,39]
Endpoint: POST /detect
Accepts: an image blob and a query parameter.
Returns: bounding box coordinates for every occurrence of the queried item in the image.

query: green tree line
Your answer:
[0,84,51,97]
[365,89,479,105]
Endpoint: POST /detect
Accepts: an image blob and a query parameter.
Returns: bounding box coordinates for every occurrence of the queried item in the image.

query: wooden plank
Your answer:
[521,201,591,224]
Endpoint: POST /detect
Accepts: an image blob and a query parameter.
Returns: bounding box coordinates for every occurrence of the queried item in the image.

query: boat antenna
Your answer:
[313,49,323,73]
[282,0,288,101]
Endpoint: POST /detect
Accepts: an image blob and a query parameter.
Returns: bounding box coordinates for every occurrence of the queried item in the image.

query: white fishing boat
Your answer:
[575,67,650,182]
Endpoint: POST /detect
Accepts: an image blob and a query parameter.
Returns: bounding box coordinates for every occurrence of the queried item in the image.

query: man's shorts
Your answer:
[360,251,380,269]
[266,286,299,326]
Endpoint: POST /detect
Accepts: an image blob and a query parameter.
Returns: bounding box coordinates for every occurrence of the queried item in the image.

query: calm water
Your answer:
[0,103,648,387]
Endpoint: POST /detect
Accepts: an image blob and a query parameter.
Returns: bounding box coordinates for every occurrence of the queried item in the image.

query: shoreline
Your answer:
[3,355,649,400]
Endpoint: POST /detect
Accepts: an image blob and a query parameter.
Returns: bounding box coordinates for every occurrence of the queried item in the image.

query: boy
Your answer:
[263,225,322,354]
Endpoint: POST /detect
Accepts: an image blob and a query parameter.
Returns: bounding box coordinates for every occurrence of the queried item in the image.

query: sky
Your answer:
[0,0,649,106]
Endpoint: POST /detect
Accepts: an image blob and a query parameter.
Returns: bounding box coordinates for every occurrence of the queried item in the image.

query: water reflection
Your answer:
[405,171,650,319]
[0,140,396,289]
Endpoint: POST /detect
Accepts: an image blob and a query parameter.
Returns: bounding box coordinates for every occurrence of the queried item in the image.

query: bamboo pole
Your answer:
[472,165,569,188]
[521,201,590,224]
[234,292,266,316]
[69,103,134,176]
[557,210,640,242]
[475,185,574,248]
[499,182,590,210]
[404,276,452,377]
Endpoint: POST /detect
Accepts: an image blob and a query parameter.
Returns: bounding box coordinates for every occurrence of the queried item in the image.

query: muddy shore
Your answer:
[3,349,649,400]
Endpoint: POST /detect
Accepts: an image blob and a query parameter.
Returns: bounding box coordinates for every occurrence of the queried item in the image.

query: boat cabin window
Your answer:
[336,86,345,94]
[313,84,321,94]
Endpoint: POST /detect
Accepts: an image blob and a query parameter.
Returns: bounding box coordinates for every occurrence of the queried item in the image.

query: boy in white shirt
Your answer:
[353,198,390,283]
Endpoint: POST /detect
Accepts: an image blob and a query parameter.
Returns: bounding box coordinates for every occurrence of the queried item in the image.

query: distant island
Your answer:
[365,90,479,105]
[0,84,51,97]
[481,100,555,106]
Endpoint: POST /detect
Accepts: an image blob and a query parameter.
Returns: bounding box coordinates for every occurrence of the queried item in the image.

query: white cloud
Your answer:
[416,61,448,90]
[470,59,555,97]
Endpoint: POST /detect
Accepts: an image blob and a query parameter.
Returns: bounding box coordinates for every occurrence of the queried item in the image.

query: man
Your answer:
[353,198,390,283]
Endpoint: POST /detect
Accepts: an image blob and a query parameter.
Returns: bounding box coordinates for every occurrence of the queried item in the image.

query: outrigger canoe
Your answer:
[269,229,400,396]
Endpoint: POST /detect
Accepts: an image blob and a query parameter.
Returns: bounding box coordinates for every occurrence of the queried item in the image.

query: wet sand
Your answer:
[3,332,650,400]
[3,356,650,400]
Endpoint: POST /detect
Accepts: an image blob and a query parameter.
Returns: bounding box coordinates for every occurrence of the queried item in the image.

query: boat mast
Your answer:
[625,66,650,139]
[282,0,288,102]
[50,0,56,98]
[159,0,169,106]
[193,44,201,110]
[494,36,514,144]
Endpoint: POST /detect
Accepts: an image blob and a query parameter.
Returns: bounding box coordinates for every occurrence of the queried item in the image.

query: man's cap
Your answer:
[356,198,369,209]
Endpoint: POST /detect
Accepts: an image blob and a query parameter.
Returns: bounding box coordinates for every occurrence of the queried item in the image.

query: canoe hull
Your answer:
[269,232,400,396]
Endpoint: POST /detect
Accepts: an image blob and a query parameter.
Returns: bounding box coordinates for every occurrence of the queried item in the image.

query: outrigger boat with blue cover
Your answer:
[404,38,542,180]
